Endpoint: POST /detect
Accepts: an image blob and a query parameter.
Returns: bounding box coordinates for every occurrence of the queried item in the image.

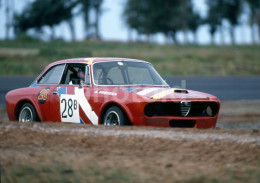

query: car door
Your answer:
[49,63,96,124]
[36,64,66,121]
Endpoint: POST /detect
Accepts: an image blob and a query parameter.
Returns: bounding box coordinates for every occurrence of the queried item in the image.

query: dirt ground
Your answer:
[0,100,260,183]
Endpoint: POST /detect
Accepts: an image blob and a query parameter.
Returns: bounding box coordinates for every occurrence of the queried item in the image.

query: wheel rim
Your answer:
[19,107,33,122]
[104,111,120,126]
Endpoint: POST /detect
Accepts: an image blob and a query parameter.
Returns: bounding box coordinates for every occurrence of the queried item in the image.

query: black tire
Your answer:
[18,103,37,122]
[103,106,127,126]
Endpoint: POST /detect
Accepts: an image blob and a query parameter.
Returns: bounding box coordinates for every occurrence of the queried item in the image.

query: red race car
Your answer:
[5,58,220,128]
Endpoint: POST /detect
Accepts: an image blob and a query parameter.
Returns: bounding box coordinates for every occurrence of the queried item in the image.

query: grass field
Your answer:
[0,39,260,76]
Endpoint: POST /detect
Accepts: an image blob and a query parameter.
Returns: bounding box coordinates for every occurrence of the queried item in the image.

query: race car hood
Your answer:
[123,87,211,100]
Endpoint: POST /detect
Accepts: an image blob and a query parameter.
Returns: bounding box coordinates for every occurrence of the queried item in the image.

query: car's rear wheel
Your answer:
[18,103,37,122]
[103,106,126,126]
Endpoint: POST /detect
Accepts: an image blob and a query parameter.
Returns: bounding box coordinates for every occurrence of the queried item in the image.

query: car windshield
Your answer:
[92,61,168,86]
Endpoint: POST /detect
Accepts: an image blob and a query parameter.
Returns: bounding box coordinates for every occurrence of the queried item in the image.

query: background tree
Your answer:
[182,0,203,44]
[223,0,242,45]
[91,0,103,40]
[5,0,14,40]
[179,0,190,44]
[246,0,260,44]
[77,0,104,40]
[188,10,202,44]
[157,0,202,45]
[64,0,78,41]
[8,0,259,45]
[14,0,76,40]
[0,0,1,24]
[124,0,202,45]
[124,0,160,43]
[77,0,91,39]
[206,0,226,45]
[158,0,182,44]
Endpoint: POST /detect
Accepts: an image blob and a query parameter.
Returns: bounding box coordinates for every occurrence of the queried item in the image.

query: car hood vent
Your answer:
[173,89,188,94]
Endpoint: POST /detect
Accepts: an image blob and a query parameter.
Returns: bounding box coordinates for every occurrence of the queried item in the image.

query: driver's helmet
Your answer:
[77,69,85,81]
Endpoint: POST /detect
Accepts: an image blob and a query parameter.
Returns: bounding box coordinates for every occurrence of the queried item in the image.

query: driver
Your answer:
[77,69,85,85]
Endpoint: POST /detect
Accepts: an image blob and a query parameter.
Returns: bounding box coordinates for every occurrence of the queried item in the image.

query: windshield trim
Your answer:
[91,60,169,87]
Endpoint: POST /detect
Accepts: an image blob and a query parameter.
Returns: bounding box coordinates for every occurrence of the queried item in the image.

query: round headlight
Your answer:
[206,106,213,116]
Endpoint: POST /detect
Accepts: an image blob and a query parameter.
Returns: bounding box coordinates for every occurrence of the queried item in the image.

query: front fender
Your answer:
[99,100,134,124]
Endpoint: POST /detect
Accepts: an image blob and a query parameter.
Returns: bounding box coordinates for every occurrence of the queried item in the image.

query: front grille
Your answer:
[144,102,219,117]
[180,101,191,116]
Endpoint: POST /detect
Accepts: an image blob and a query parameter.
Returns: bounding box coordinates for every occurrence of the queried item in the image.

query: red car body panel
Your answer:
[5,58,220,128]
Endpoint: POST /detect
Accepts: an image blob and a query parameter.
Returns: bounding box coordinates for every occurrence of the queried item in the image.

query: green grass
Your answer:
[0,40,260,76]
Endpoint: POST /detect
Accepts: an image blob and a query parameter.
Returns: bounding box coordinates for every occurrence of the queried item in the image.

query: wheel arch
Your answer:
[99,102,132,125]
[15,100,41,121]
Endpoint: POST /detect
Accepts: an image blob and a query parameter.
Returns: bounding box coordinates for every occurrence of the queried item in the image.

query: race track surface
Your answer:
[1,76,260,107]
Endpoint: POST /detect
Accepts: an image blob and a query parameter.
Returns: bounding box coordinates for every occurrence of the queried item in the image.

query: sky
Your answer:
[0,0,258,44]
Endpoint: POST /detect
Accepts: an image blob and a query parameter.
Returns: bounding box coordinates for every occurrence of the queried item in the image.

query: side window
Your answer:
[61,64,90,85]
[38,64,65,84]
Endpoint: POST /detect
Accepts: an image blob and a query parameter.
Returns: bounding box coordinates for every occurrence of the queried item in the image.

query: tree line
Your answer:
[124,0,260,45]
[1,0,260,44]
[2,0,103,41]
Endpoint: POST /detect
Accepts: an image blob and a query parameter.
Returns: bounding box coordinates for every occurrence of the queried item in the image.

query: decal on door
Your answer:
[38,87,50,104]
[60,94,80,123]
[58,87,98,125]
[75,87,98,125]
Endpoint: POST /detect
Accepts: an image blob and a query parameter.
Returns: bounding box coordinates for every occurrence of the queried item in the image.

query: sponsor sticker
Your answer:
[38,87,50,104]
[99,91,117,96]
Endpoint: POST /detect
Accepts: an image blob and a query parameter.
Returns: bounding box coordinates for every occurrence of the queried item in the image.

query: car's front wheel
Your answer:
[103,106,127,126]
[18,103,37,122]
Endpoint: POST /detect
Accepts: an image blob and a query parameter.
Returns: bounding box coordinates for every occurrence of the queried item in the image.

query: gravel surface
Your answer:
[1,121,260,183]
[1,122,259,145]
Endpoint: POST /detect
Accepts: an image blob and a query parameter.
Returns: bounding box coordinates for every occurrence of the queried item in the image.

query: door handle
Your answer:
[52,91,58,95]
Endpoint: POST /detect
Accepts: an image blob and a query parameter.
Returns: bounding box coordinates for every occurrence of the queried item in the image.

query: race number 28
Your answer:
[61,98,77,118]
[60,95,80,123]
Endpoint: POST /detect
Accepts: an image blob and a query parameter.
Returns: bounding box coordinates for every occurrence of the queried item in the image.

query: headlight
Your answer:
[206,106,213,116]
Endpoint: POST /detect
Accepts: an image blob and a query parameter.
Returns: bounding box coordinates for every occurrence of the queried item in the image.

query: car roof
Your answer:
[36,57,150,81]
[48,57,147,67]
